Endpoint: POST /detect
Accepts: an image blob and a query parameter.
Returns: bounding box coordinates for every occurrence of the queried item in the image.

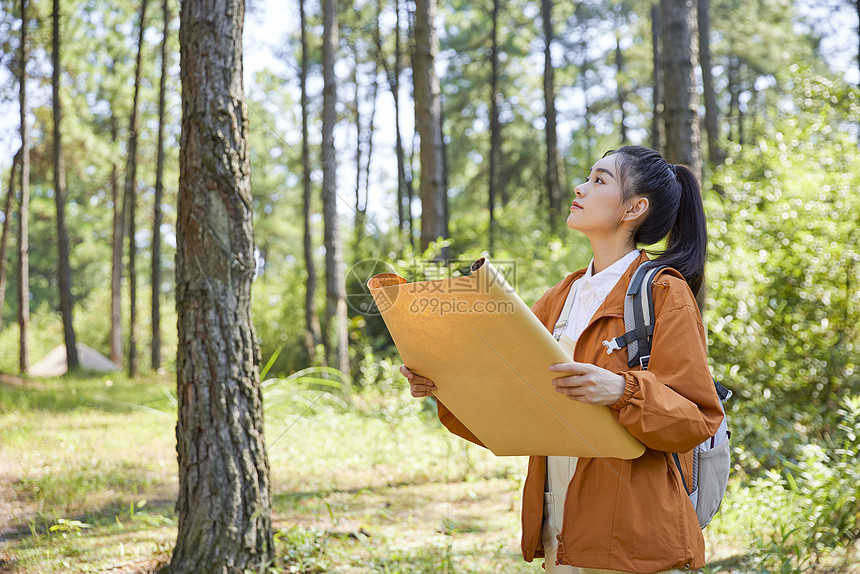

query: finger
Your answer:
[411,379,436,392]
[548,361,590,375]
[400,364,413,378]
[410,387,435,397]
[551,375,585,388]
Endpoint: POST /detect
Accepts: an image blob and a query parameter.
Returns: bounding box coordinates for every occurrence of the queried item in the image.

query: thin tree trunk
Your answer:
[541,0,563,233]
[52,0,79,371]
[322,0,350,383]
[660,0,701,178]
[352,59,363,253]
[125,0,149,377]
[152,0,169,370]
[407,7,417,250]
[488,0,500,256]
[651,2,662,153]
[697,0,722,166]
[168,0,273,567]
[299,0,323,366]
[110,112,123,367]
[18,0,30,375]
[413,0,447,255]
[361,7,381,252]
[391,0,413,249]
[727,54,738,143]
[0,149,21,332]
[616,31,627,143]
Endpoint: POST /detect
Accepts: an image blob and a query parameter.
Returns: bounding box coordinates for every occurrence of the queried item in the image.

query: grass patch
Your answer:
[3,370,856,573]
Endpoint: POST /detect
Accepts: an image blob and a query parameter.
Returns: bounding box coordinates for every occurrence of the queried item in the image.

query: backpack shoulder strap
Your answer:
[601,263,668,369]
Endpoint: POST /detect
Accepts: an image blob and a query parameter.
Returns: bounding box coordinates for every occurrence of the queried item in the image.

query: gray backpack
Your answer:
[602,263,732,529]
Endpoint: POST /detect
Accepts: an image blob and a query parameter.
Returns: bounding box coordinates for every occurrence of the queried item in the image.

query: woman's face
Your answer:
[566,155,627,237]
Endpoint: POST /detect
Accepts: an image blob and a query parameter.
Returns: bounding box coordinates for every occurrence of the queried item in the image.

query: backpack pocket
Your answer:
[694,435,731,528]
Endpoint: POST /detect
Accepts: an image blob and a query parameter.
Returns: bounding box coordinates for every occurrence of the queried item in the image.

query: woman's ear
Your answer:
[622,196,649,223]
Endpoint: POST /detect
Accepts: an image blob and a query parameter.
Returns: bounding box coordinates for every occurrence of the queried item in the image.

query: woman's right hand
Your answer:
[400,364,437,398]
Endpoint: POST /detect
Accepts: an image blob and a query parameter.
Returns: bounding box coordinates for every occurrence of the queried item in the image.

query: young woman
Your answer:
[401,146,724,573]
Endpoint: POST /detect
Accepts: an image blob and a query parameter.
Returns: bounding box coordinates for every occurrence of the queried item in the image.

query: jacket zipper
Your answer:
[555,312,623,564]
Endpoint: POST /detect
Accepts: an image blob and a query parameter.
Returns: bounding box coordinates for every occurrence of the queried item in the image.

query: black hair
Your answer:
[604,145,707,294]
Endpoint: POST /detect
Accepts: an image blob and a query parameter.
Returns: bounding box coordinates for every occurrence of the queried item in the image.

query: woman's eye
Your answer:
[595,177,604,184]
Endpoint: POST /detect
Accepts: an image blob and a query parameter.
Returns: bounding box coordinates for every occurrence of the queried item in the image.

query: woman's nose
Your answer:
[573,184,584,198]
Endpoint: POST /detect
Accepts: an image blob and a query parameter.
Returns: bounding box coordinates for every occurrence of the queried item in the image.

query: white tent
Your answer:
[28,343,120,377]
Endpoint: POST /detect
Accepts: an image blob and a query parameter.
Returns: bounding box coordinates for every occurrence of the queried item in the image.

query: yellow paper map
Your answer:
[367,258,645,459]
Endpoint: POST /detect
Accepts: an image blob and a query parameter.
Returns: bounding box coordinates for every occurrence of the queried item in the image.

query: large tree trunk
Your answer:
[168,0,274,569]
[487,0,500,256]
[18,0,30,375]
[152,0,169,371]
[321,0,351,382]
[125,0,149,377]
[52,0,79,371]
[0,149,21,332]
[697,0,722,166]
[660,0,701,179]
[661,0,704,311]
[651,2,662,153]
[299,0,323,366]
[110,112,123,367]
[413,0,447,255]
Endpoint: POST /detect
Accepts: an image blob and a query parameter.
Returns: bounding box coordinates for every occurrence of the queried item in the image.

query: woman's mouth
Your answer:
[570,201,583,211]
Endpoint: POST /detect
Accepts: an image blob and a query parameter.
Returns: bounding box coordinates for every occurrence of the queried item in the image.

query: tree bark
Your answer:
[110,112,123,367]
[168,0,273,568]
[661,0,705,311]
[52,0,79,371]
[0,149,21,333]
[125,0,149,377]
[651,2,662,153]
[660,0,701,180]
[616,30,627,143]
[727,53,739,144]
[541,0,564,233]
[299,0,323,366]
[413,0,447,255]
[18,0,30,375]
[321,0,350,382]
[697,0,722,166]
[488,0,500,256]
[390,0,413,249]
[352,59,363,253]
[152,0,169,371]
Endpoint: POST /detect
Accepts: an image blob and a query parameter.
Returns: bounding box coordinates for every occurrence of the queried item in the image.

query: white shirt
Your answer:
[544,249,641,554]
[561,249,641,344]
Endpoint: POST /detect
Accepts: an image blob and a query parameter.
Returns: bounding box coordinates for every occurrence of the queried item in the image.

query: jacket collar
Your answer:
[571,249,651,319]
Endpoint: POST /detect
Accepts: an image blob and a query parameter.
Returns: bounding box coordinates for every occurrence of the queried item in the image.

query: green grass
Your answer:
[1,371,857,573]
[0,371,542,573]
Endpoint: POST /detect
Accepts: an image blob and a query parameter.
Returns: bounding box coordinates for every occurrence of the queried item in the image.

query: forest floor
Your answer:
[0,372,832,573]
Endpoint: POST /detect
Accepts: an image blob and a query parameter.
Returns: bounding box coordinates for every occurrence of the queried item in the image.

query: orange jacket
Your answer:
[437,251,724,573]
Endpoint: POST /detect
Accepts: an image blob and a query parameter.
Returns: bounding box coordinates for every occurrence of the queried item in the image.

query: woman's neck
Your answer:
[588,236,638,275]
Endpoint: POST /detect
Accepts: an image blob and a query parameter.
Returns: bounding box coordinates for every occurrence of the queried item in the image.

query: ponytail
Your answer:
[605,146,707,294]
[660,164,706,294]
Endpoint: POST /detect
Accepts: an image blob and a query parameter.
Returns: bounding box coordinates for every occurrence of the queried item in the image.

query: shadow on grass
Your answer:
[704,553,754,573]
[0,372,175,415]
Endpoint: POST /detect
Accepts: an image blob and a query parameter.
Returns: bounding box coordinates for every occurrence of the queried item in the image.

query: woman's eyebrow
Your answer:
[593,168,616,180]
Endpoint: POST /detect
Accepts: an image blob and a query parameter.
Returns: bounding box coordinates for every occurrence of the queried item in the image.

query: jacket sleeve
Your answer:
[436,400,487,448]
[609,276,724,453]
[435,276,572,447]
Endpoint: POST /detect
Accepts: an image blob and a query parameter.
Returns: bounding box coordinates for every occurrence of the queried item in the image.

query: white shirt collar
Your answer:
[582,249,641,301]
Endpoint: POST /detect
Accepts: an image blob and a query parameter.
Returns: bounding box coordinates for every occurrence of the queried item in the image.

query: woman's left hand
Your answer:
[549,361,626,406]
